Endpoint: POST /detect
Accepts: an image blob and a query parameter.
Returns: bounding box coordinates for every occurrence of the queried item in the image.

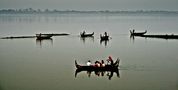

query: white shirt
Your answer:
[87,62,91,66]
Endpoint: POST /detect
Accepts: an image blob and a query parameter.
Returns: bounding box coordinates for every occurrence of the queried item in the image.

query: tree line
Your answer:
[0,8,178,14]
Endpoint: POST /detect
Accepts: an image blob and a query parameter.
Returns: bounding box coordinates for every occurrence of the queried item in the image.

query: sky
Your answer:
[0,0,178,11]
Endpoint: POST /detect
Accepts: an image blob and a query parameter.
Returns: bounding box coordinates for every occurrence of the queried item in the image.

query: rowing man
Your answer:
[107,56,113,65]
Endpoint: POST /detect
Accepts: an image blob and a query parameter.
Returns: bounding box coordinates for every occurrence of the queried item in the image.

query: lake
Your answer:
[0,13,178,90]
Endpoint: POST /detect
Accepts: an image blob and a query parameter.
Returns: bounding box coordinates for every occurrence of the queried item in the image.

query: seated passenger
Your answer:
[101,60,105,67]
[107,56,113,65]
[104,32,108,36]
[87,60,91,66]
[82,31,85,35]
[95,61,101,67]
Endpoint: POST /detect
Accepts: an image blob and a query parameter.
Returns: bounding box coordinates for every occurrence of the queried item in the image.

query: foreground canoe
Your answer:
[75,59,120,71]
[80,32,94,37]
[75,59,120,80]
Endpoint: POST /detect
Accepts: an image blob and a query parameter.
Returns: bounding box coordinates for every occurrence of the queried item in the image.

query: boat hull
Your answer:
[100,36,109,40]
[36,34,52,40]
[80,32,94,37]
[75,59,119,71]
[76,65,119,72]
[130,30,147,36]
[75,59,120,79]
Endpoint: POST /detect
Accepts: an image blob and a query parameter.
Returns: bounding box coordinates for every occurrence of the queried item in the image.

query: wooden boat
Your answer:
[80,32,94,37]
[36,34,53,40]
[75,59,120,79]
[75,59,120,71]
[130,30,147,36]
[100,32,110,41]
[100,35,109,41]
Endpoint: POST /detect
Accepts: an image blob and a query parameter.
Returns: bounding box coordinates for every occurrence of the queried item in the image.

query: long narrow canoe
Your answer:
[36,34,52,40]
[130,30,147,36]
[75,59,120,79]
[80,32,94,37]
[75,59,120,71]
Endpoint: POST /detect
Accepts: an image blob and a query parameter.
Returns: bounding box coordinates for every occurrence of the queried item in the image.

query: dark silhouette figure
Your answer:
[107,56,113,65]
[104,32,108,37]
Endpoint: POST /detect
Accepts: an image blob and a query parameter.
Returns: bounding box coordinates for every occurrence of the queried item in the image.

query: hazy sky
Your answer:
[0,0,178,11]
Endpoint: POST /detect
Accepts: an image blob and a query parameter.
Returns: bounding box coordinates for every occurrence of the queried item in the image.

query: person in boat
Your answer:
[104,32,108,37]
[107,56,113,65]
[100,32,108,38]
[86,60,92,77]
[101,60,105,67]
[95,61,101,67]
[39,33,42,37]
[87,60,91,66]
[133,29,135,33]
[82,31,86,35]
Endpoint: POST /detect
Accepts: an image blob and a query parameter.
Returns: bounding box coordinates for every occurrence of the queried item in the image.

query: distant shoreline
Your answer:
[0,8,178,14]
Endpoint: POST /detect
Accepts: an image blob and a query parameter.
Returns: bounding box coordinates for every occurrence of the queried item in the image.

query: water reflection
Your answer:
[130,35,135,40]
[80,36,94,44]
[100,39,109,47]
[0,14,61,23]
[130,35,135,43]
[36,38,53,47]
[75,68,120,80]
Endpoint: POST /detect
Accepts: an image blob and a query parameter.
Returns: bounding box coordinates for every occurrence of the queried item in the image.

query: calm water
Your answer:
[0,13,178,90]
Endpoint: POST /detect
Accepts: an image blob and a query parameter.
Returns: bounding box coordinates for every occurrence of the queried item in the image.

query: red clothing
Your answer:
[108,56,113,65]
[108,56,113,61]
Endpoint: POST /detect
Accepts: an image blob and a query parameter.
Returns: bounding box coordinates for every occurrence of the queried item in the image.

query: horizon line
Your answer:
[1,8,178,14]
[0,8,178,12]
